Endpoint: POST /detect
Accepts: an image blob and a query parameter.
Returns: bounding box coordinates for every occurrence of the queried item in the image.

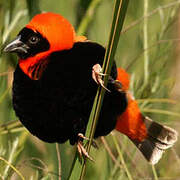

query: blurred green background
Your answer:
[1,0,180,179]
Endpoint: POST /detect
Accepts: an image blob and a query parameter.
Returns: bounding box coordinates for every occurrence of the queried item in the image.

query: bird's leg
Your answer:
[92,64,110,92]
[92,64,125,92]
[78,133,98,149]
[76,133,98,162]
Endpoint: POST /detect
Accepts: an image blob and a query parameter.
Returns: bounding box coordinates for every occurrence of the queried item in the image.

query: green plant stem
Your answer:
[56,143,61,180]
[137,98,176,104]
[141,108,180,117]
[2,10,27,44]
[143,0,149,87]
[152,165,158,180]
[3,138,19,179]
[0,120,20,129]
[0,87,11,104]
[79,1,129,179]
[77,0,102,35]
[126,38,180,71]
[122,0,180,34]
[0,127,24,135]
[101,137,122,168]
[0,156,25,180]
[26,0,41,19]
[111,133,133,180]
[0,120,23,135]
[69,0,129,179]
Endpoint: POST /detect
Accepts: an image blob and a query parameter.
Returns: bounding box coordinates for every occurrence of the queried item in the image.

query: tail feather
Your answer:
[143,116,177,148]
[131,116,178,164]
[115,95,178,164]
[115,67,178,164]
[133,138,164,165]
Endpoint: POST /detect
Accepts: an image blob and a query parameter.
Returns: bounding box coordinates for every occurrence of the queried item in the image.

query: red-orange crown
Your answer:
[26,12,75,52]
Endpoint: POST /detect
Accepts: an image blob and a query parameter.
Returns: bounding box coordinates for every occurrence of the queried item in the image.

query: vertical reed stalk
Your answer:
[143,0,149,86]
[69,0,129,179]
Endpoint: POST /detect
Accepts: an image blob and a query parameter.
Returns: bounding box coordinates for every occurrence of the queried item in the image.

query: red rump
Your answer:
[115,68,147,142]
[116,68,130,91]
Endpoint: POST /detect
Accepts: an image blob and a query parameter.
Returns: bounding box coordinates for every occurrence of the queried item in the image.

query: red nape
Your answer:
[115,98,147,142]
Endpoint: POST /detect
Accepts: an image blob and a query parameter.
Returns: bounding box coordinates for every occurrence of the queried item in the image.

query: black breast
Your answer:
[12,42,127,144]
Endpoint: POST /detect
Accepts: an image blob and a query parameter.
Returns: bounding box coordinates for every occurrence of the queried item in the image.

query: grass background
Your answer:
[0,0,180,179]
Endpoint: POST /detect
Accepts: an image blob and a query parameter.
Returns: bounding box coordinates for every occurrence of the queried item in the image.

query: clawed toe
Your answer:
[76,133,99,162]
[78,133,98,149]
[92,64,110,92]
[77,141,94,162]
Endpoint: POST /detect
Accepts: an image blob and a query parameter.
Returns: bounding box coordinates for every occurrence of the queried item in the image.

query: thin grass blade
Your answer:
[69,0,129,179]
[26,0,41,19]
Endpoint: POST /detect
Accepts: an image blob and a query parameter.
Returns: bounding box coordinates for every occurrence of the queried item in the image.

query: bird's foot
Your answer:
[78,133,98,149]
[92,64,110,92]
[77,141,94,162]
[76,133,98,162]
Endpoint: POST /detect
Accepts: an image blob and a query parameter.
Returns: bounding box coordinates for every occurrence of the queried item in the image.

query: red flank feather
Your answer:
[115,68,147,142]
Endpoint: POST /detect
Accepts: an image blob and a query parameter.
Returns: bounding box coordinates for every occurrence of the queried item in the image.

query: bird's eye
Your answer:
[29,36,39,44]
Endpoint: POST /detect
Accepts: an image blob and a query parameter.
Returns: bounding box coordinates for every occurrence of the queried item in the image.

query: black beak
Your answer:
[3,35,29,54]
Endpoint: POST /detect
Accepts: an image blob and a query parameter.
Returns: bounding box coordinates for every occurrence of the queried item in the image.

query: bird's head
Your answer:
[4,12,85,80]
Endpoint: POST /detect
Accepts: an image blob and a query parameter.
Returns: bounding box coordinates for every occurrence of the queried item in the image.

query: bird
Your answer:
[3,12,178,164]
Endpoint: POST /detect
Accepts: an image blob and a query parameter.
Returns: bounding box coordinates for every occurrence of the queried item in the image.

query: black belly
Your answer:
[12,42,127,145]
[13,66,127,145]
